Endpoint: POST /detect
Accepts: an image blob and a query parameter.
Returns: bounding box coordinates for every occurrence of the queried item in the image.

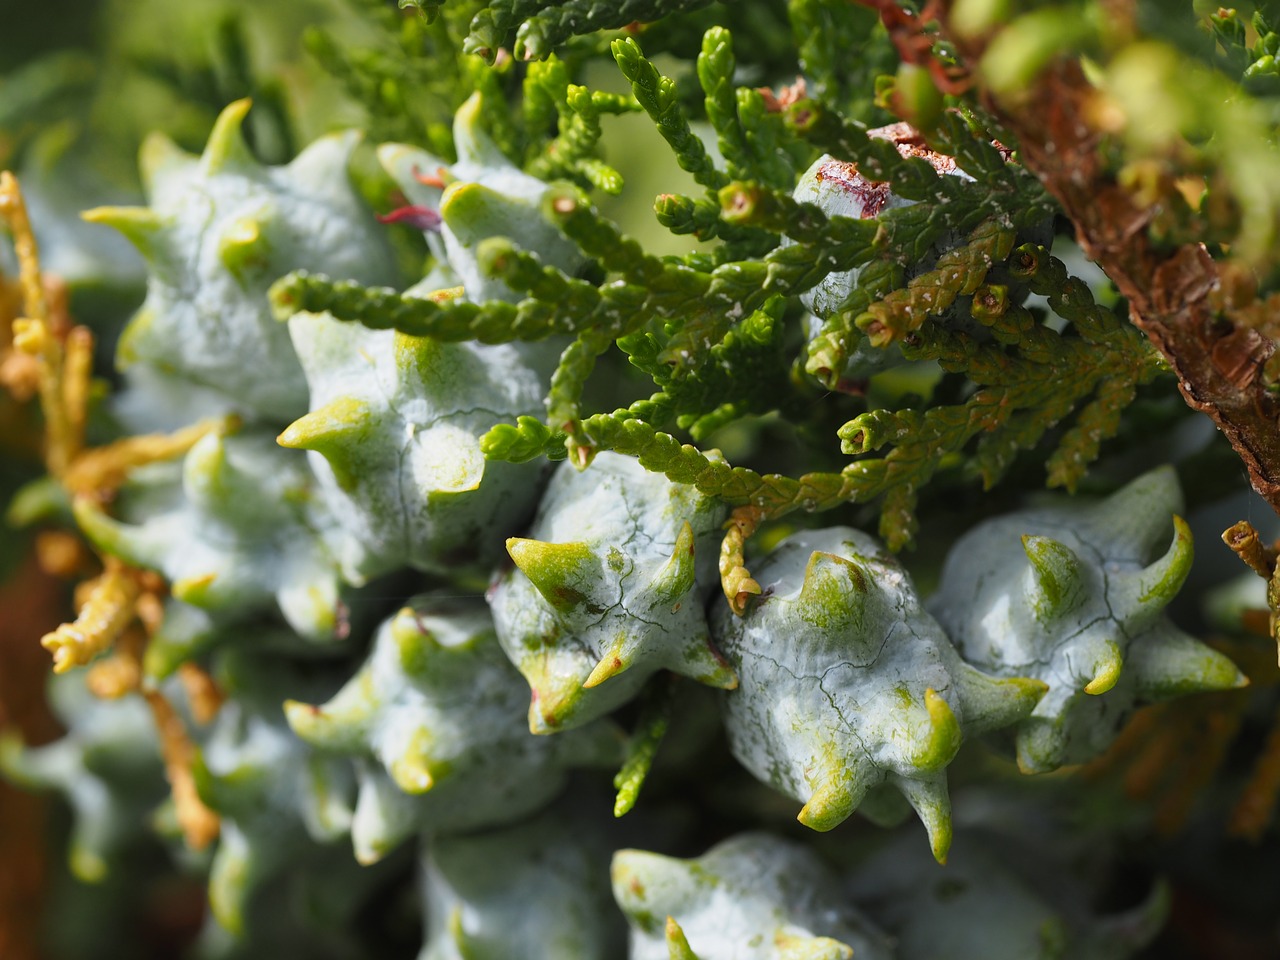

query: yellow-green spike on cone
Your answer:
[897,776,953,864]
[450,91,506,171]
[677,638,738,690]
[1119,515,1194,618]
[911,689,963,770]
[139,130,195,190]
[506,538,599,615]
[797,765,864,832]
[388,607,445,678]
[208,832,250,936]
[795,551,867,630]
[1128,625,1250,698]
[1021,533,1085,621]
[583,635,633,689]
[80,206,166,258]
[951,663,1047,735]
[182,433,238,512]
[447,906,485,955]
[1084,638,1124,695]
[278,397,373,491]
[284,697,374,752]
[774,931,854,960]
[218,215,271,279]
[201,98,256,174]
[171,572,219,606]
[440,181,532,245]
[388,728,439,795]
[648,521,697,608]
[665,916,700,960]
[525,659,588,734]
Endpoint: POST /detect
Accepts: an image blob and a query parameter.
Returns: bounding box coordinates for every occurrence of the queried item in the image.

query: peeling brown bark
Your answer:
[936,38,1280,513]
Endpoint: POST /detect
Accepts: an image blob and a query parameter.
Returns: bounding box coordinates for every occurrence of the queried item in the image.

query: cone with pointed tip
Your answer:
[283,310,550,583]
[285,596,619,862]
[191,648,367,943]
[489,453,734,735]
[387,729,440,795]
[84,99,399,422]
[0,671,166,883]
[773,933,853,960]
[73,430,347,642]
[712,527,1043,857]
[898,776,953,865]
[418,808,626,960]
[930,467,1245,773]
[216,215,270,279]
[379,92,585,305]
[849,822,1169,960]
[611,834,893,960]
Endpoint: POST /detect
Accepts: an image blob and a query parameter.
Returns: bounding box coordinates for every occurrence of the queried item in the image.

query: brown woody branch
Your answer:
[938,26,1280,514]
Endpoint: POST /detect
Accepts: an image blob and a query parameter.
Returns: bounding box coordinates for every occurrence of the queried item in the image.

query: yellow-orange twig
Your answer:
[0,173,47,323]
[40,559,142,673]
[719,505,765,616]
[62,415,237,501]
[0,172,75,479]
[1153,695,1247,837]
[178,663,225,726]
[1230,704,1280,841]
[1223,521,1277,580]
[60,325,92,467]
[85,626,145,700]
[143,688,220,851]
[32,530,88,580]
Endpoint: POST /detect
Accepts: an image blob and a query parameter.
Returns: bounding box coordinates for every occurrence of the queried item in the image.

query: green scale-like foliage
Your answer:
[711,526,1047,863]
[463,0,716,62]
[379,92,587,305]
[84,99,399,424]
[928,467,1246,773]
[284,596,620,864]
[488,452,738,734]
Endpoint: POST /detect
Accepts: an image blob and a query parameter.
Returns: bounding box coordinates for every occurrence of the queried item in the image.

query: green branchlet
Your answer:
[612,675,677,818]
[856,219,1016,346]
[612,36,728,192]
[524,57,636,193]
[465,0,716,62]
